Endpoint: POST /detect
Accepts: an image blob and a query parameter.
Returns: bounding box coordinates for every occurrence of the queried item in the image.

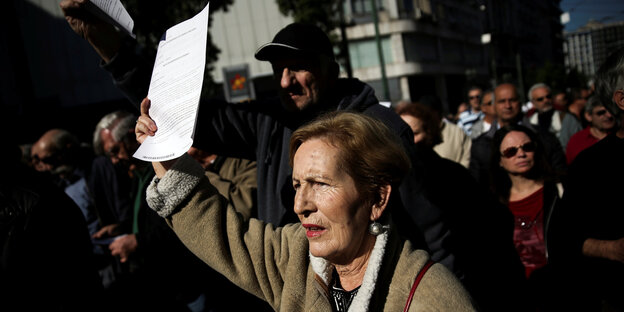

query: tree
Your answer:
[275,0,339,33]
[525,61,587,93]
[123,0,234,97]
[275,0,353,77]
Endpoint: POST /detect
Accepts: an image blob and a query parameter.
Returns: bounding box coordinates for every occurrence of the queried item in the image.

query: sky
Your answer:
[560,0,624,32]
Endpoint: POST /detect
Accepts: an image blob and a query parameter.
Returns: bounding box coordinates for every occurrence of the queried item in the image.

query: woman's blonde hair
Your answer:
[289,111,410,205]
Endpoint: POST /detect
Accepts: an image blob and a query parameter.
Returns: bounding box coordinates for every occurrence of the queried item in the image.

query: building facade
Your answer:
[564,20,624,78]
[206,0,565,111]
[341,0,488,113]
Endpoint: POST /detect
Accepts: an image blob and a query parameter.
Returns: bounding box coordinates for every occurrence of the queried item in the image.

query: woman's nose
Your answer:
[293,187,314,216]
[517,148,527,157]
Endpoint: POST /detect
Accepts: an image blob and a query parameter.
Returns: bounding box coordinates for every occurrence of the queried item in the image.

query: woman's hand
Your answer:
[135,97,179,178]
[136,98,157,144]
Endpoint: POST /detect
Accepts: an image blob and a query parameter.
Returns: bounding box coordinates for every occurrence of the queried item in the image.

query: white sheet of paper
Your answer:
[133,3,209,162]
[86,0,135,38]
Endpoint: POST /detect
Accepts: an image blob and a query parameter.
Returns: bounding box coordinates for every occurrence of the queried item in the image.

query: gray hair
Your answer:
[527,83,551,101]
[595,47,624,117]
[584,95,603,113]
[93,111,136,155]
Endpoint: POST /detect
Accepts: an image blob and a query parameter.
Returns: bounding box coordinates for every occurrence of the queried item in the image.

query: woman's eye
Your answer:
[312,181,327,188]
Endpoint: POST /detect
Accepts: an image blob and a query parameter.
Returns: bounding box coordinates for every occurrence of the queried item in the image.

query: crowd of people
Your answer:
[1,0,623,311]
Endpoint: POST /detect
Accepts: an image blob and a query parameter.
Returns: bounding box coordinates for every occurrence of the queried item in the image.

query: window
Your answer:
[348,0,384,15]
[349,37,393,69]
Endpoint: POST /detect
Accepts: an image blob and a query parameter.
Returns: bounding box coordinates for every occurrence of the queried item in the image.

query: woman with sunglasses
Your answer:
[490,124,563,310]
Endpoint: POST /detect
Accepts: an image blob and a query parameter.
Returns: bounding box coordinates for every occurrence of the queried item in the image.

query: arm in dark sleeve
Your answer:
[100,39,154,109]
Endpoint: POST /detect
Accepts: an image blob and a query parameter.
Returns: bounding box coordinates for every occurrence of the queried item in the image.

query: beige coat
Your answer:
[147,154,476,311]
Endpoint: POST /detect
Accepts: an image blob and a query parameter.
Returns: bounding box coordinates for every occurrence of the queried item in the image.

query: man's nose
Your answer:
[280,68,294,89]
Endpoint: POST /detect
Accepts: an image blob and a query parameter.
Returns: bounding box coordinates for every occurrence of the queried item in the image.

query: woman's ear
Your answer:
[370,185,391,221]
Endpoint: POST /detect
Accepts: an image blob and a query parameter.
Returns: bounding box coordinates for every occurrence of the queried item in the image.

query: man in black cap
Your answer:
[61,3,527,309]
[60,2,405,226]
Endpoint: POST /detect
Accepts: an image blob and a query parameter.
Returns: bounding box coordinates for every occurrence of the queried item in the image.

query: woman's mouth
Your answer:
[302,224,326,238]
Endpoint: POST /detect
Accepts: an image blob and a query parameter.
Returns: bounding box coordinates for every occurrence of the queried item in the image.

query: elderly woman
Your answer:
[136,109,475,311]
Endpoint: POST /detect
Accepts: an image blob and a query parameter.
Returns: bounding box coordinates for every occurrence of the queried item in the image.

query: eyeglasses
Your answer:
[594,109,608,116]
[31,154,58,166]
[469,95,481,100]
[533,94,552,102]
[501,142,536,158]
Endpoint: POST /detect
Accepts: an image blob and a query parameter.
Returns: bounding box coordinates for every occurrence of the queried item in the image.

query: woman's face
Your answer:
[292,138,374,265]
[499,131,535,176]
[399,114,426,144]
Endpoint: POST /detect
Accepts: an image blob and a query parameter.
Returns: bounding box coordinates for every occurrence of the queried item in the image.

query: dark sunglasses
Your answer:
[469,95,481,100]
[534,94,552,102]
[501,142,536,158]
[31,154,58,165]
[594,109,608,116]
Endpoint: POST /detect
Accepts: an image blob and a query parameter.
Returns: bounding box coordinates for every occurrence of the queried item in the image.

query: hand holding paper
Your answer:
[85,0,135,38]
[133,3,210,162]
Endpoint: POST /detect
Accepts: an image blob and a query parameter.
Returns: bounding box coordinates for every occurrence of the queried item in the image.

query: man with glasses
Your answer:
[31,129,100,236]
[526,83,582,150]
[565,96,615,164]
[457,86,484,136]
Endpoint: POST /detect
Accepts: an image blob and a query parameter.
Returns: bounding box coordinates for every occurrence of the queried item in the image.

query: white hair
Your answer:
[527,83,551,101]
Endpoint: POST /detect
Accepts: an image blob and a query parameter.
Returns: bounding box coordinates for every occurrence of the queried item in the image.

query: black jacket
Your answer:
[0,162,103,311]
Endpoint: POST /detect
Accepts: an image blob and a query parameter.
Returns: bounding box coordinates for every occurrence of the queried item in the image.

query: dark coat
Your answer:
[0,162,103,311]
[548,134,624,310]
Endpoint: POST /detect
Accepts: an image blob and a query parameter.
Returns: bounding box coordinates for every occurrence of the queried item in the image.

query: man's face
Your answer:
[494,84,521,126]
[31,141,55,172]
[468,89,482,111]
[554,93,567,108]
[531,87,552,112]
[480,92,495,117]
[100,129,133,168]
[271,57,328,112]
[587,105,615,132]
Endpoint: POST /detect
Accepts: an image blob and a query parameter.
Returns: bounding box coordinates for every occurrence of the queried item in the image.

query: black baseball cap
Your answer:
[254,23,334,61]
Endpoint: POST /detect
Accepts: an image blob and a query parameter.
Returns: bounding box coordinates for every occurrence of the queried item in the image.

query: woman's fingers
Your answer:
[136,98,157,144]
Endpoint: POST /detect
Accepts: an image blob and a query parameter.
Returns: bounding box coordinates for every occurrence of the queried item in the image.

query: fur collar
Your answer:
[309,231,389,312]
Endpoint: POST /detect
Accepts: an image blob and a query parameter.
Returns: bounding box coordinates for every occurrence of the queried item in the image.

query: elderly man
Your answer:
[457,86,484,136]
[565,95,615,164]
[469,83,567,187]
[31,129,100,235]
[549,47,624,311]
[526,83,582,150]
[92,110,225,310]
[60,3,527,309]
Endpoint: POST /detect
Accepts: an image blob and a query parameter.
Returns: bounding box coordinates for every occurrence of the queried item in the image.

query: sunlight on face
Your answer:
[499,131,535,176]
[292,138,373,264]
[272,58,326,112]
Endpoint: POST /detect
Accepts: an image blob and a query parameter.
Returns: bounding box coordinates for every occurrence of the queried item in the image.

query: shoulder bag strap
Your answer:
[404,260,435,312]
